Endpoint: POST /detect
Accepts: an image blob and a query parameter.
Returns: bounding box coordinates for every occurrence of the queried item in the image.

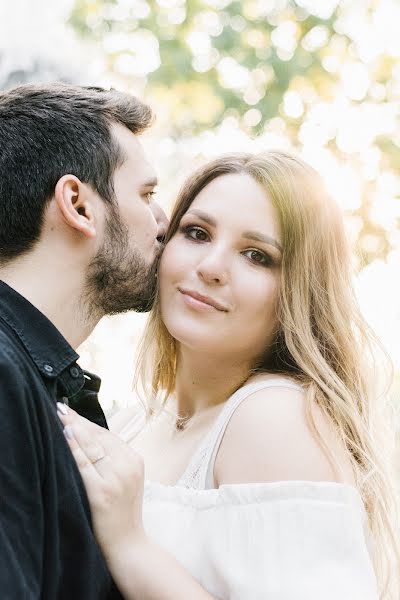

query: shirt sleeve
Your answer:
[202,484,378,600]
[144,482,379,600]
[0,352,44,598]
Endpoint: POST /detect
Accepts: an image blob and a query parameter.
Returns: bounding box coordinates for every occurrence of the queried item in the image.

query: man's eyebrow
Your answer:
[242,230,282,253]
[186,209,282,253]
[141,176,158,188]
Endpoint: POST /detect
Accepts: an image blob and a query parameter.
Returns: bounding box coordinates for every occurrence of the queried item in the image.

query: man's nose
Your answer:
[151,201,169,242]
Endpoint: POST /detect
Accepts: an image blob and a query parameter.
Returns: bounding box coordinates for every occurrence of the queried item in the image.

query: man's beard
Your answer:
[84,207,160,318]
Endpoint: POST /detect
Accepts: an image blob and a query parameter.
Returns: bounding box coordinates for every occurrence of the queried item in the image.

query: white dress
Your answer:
[119,379,378,600]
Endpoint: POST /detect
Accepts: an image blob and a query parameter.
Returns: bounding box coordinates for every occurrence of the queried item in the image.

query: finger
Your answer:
[62,413,128,459]
[57,407,114,471]
[63,425,104,488]
[64,425,113,480]
[60,409,143,484]
[56,405,123,453]
[56,402,69,416]
[57,404,80,427]
[57,404,80,420]
[87,428,144,479]
[57,404,102,436]
[65,420,107,464]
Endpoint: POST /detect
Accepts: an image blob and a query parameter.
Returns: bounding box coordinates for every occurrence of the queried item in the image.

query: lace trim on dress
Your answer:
[118,378,304,490]
[176,378,304,490]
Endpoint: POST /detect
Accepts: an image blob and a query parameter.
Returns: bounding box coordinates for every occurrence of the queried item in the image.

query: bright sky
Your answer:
[0,0,80,79]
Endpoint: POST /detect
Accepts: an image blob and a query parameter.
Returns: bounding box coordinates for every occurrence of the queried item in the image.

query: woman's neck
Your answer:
[173,347,253,420]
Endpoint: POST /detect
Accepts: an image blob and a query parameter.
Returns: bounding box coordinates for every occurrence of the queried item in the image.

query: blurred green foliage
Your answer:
[69,0,400,267]
[69,1,341,133]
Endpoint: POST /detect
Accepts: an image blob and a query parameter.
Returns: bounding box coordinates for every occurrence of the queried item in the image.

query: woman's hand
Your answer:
[58,404,217,599]
[57,404,146,563]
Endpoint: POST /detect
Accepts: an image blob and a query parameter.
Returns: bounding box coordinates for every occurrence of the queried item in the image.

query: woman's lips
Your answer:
[178,288,228,312]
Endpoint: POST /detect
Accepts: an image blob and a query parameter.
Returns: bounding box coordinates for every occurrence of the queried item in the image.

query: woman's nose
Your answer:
[196,248,228,285]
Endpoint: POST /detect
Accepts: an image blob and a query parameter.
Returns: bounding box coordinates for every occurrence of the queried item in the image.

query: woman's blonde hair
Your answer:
[136,151,399,597]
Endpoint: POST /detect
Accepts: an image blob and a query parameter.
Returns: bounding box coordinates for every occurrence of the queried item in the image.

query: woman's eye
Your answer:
[184,226,209,242]
[243,249,270,266]
[145,191,155,203]
[142,190,156,204]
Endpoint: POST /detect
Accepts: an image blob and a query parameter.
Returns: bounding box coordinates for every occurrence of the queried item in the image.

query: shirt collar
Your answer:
[0,280,80,378]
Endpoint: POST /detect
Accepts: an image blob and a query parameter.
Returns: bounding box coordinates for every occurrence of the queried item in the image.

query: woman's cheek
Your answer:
[241,274,280,327]
[159,243,176,283]
[159,240,186,299]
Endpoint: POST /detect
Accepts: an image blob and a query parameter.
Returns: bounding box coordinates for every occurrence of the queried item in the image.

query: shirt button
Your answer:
[61,396,69,406]
[70,367,80,378]
[44,364,54,374]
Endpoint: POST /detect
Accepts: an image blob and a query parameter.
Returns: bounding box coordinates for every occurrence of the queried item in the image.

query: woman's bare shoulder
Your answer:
[215,377,355,487]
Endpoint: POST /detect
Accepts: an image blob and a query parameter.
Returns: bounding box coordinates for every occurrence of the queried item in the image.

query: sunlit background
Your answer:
[1,0,399,418]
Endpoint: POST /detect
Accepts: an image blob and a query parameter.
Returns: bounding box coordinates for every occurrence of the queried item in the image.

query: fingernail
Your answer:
[64,425,74,440]
[57,402,69,415]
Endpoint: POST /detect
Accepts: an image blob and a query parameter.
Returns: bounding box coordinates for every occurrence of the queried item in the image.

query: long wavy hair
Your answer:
[136,151,400,597]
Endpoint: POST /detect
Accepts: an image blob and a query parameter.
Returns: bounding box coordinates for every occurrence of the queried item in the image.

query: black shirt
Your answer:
[0,281,122,599]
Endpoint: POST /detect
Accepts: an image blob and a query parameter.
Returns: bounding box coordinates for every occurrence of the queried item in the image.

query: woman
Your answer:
[59,151,399,599]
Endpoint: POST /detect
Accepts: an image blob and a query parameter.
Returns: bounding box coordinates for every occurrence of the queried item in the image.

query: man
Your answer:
[0,83,168,599]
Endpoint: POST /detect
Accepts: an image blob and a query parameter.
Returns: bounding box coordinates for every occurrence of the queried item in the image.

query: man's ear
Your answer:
[54,175,97,238]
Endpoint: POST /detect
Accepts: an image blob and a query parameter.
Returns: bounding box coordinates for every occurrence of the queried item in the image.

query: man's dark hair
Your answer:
[0,83,153,262]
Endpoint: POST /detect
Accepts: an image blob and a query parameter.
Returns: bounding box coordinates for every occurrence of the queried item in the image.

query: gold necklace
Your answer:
[174,414,191,431]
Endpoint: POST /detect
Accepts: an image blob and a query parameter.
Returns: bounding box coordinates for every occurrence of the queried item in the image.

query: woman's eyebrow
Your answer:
[185,209,216,227]
[242,231,282,253]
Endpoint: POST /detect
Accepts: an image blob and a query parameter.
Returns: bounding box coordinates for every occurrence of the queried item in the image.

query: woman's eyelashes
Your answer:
[242,249,273,267]
[179,224,274,267]
[180,224,209,242]
[144,190,156,203]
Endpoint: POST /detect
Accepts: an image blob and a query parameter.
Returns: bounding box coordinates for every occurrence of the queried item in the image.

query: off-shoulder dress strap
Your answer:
[177,377,304,490]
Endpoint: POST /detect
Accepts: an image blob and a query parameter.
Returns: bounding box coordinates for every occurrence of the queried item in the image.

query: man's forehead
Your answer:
[112,123,157,185]
[134,150,157,187]
[128,154,157,188]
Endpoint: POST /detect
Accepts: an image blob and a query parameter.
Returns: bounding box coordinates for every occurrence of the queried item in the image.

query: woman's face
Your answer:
[159,173,282,363]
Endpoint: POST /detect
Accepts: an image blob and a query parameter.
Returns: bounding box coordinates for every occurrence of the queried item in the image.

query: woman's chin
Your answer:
[165,322,225,354]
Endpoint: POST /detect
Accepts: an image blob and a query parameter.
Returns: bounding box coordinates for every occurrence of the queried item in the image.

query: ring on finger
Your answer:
[91,453,107,465]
